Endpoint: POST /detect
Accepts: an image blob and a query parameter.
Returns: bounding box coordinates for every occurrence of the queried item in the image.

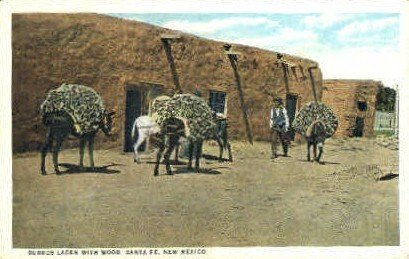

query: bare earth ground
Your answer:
[12,138,399,248]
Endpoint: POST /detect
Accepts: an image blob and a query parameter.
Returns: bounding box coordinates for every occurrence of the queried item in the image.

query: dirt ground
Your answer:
[12,138,399,248]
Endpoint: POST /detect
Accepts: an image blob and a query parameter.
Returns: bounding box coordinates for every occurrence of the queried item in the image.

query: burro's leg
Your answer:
[316,142,324,162]
[53,137,64,175]
[174,143,179,163]
[154,135,165,176]
[164,135,179,175]
[88,135,95,168]
[133,129,147,163]
[313,142,317,162]
[215,136,224,162]
[187,140,194,170]
[195,140,203,173]
[307,140,311,161]
[79,137,85,168]
[227,141,233,162]
[41,128,53,175]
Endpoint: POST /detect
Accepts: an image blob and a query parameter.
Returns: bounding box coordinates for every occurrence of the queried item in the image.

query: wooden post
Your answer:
[281,63,290,94]
[275,54,293,95]
[308,66,318,103]
[226,51,253,145]
[161,34,182,94]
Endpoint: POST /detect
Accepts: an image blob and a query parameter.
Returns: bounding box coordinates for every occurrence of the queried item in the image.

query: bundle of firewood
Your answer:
[40,83,105,134]
[152,94,216,141]
[292,102,338,138]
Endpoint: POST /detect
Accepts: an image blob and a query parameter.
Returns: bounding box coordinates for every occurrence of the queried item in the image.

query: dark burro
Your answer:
[40,84,115,174]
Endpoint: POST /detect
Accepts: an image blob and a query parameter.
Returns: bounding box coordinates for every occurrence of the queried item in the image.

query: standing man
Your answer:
[270,97,290,159]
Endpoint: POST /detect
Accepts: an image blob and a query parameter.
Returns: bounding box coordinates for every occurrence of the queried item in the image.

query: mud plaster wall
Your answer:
[12,13,322,153]
[322,80,379,138]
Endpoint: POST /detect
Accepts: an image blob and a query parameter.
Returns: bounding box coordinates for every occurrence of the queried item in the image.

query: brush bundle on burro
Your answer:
[151,93,217,175]
[292,102,338,162]
[40,83,115,175]
[131,94,233,166]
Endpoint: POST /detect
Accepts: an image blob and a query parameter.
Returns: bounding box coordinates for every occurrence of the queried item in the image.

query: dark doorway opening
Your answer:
[357,101,367,111]
[286,94,298,140]
[209,91,226,114]
[354,117,365,137]
[124,90,143,152]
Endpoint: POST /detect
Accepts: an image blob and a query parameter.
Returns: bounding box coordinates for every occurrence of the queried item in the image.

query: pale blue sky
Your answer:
[109,13,400,87]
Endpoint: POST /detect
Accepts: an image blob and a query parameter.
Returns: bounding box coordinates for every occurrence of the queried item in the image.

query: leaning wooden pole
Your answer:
[161,35,182,94]
[281,63,290,94]
[308,66,319,103]
[226,52,253,145]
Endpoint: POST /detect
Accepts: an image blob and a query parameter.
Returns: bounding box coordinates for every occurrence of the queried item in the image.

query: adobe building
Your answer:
[322,80,380,138]
[12,13,323,153]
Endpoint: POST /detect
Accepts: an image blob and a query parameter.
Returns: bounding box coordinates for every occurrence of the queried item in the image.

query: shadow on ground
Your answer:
[297,159,341,165]
[173,167,223,175]
[57,163,122,174]
[145,160,187,165]
[202,153,232,162]
[379,173,399,181]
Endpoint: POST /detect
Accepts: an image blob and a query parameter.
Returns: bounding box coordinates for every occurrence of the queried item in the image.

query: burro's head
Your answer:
[101,111,116,136]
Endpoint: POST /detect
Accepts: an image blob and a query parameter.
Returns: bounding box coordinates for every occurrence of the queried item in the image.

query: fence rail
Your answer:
[374,111,396,131]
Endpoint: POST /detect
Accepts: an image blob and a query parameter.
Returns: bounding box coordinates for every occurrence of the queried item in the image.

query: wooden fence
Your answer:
[374,111,396,131]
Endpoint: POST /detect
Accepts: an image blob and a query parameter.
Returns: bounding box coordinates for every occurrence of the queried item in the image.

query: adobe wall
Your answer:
[322,80,379,138]
[12,13,322,152]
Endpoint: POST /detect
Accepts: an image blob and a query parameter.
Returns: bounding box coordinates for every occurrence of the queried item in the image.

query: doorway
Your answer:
[209,91,227,114]
[124,90,143,152]
[286,93,298,140]
[354,117,365,137]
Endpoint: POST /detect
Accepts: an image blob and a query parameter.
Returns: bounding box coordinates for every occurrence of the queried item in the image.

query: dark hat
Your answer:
[273,97,283,105]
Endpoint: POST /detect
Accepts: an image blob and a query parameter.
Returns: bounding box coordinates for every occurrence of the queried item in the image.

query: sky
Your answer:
[109,13,400,88]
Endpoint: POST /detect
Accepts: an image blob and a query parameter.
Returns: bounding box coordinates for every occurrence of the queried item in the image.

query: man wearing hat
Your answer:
[270,97,290,159]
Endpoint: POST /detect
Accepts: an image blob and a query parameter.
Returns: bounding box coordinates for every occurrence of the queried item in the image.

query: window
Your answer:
[209,91,226,114]
[357,101,367,111]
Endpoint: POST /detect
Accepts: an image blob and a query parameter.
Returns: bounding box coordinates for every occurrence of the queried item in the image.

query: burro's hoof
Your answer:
[134,158,141,164]
[41,171,47,176]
